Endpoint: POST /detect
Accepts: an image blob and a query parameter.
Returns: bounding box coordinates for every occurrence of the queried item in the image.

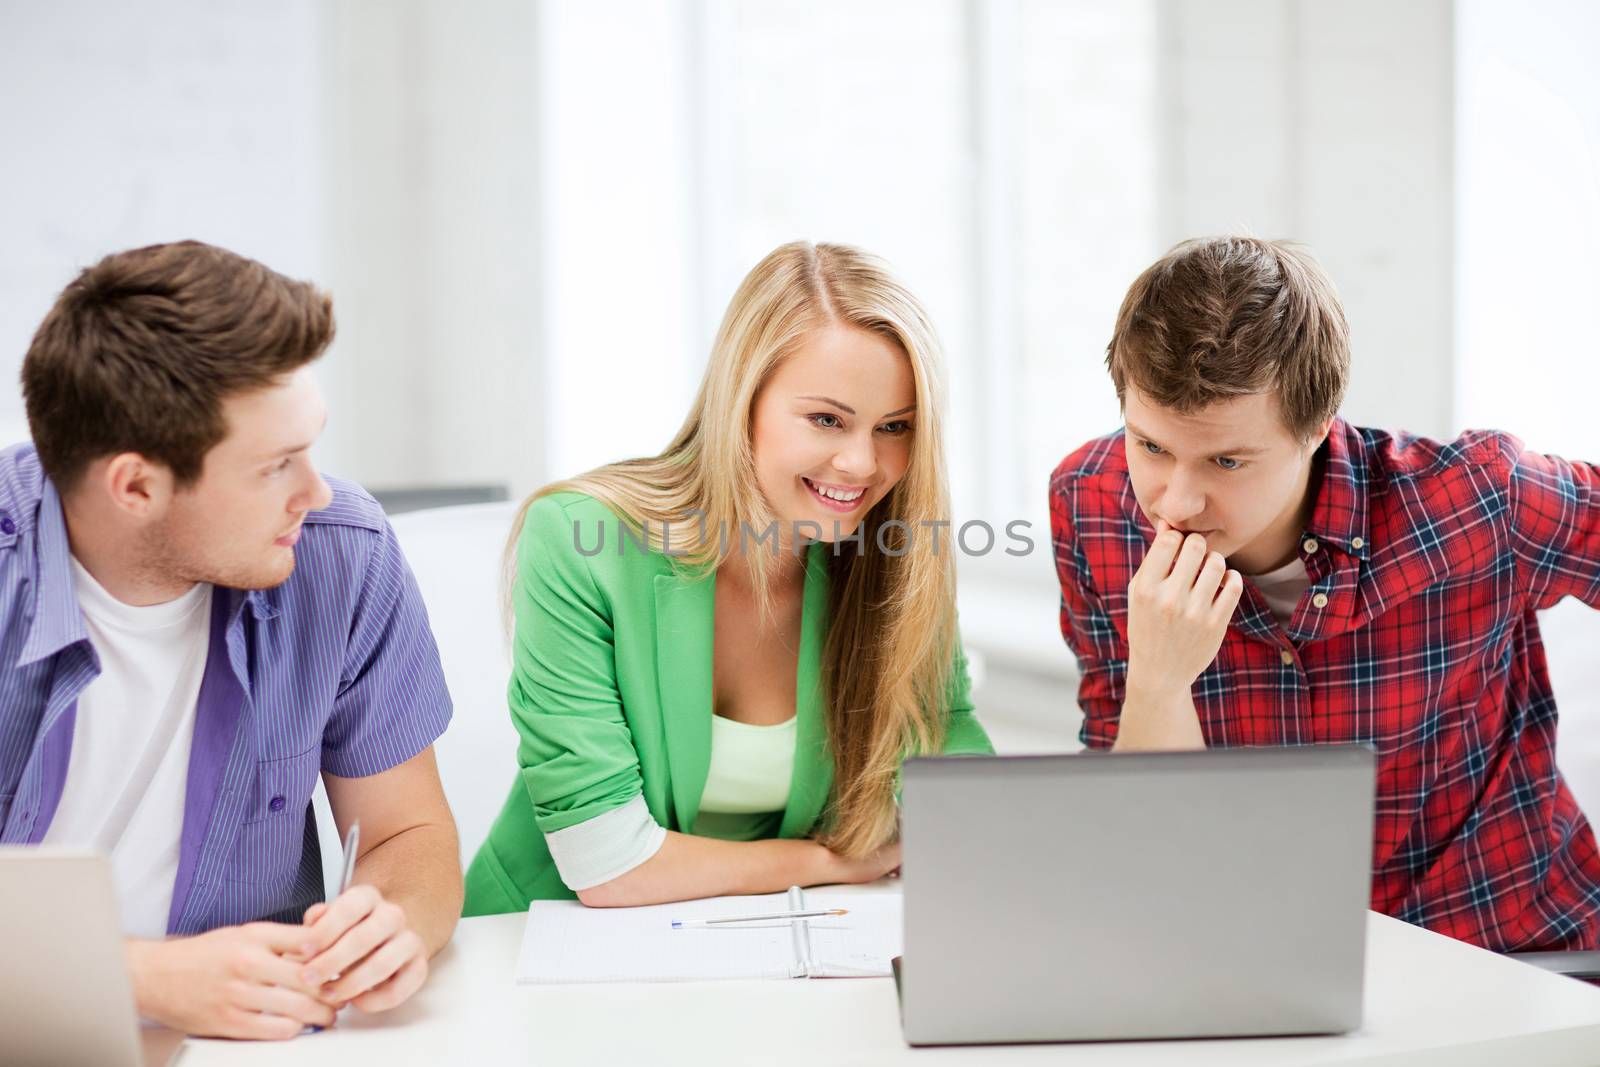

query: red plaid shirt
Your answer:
[1049,419,1600,952]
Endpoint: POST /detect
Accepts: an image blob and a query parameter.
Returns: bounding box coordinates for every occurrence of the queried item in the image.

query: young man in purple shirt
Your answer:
[0,241,460,1038]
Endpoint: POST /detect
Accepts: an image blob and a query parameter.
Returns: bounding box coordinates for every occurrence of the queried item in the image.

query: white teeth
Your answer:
[807,479,864,502]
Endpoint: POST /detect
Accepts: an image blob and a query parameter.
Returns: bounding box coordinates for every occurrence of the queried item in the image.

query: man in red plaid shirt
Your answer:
[1049,235,1600,953]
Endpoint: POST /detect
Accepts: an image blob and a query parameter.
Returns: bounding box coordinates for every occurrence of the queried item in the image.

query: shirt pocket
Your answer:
[227,747,322,884]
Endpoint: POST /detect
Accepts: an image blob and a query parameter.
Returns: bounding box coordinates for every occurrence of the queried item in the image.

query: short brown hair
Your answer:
[1105,236,1349,441]
[21,241,334,490]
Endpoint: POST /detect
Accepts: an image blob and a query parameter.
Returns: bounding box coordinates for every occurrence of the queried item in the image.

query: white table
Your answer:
[159,885,1600,1066]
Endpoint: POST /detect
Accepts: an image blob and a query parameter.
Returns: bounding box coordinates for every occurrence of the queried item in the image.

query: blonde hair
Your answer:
[506,240,958,856]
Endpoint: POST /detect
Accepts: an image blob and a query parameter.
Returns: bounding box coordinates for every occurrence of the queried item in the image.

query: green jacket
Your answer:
[463,492,992,915]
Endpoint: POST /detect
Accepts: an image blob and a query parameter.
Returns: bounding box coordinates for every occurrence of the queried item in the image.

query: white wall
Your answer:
[1,1,1491,498]
[536,1,703,487]
[1455,0,1600,458]
[7,3,1596,491]
[318,0,545,494]
[0,2,552,493]
[0,1,323,447]
[1157,0,1457,442]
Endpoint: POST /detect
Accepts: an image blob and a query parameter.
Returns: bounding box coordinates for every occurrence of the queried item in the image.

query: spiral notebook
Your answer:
[514,886,902,983]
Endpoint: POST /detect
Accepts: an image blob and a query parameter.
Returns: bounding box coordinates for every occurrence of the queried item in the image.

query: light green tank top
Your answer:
[692,713,796,842]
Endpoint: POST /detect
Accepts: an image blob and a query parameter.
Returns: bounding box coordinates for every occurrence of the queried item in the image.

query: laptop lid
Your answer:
[899,746,1375,1045]
[0,848,144,1067]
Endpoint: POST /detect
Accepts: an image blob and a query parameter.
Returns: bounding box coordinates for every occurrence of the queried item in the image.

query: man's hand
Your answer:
[126,924,335,1040]
[294,885,429,1014]
[1126,522,1243,692]
[1112,520,1244,751]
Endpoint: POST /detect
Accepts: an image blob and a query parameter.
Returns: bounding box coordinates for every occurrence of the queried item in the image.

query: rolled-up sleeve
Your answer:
[544,794,667,890]
[511,497,649,836]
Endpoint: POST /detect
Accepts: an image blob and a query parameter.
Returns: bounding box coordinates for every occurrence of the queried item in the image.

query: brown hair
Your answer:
[21,240,335,491]
[1105,236,1350,441]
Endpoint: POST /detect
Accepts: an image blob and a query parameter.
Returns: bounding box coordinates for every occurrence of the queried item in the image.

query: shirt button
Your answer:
[1312,593,1329,609]
[0,517,14,535]
[268,795,287,814]
[1302,538,1319,555]
[1350,536,1364,550]
[1280,649,1295,666]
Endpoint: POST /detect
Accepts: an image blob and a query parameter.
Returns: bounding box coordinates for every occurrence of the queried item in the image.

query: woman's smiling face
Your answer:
[749,323,917,542]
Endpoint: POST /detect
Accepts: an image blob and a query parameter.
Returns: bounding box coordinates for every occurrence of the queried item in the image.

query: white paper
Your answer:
[801,893,903,978]
[514,890,902,984]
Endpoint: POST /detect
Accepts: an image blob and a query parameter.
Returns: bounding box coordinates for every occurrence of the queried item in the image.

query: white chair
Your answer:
[389,501,523,862]
[312,500,521,888]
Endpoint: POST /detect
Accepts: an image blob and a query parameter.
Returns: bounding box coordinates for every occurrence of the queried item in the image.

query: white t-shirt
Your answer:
[40,560,213,939]
[1248,555,1312,626]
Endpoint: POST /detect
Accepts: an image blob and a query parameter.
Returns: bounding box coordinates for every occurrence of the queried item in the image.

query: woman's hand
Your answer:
[818,840,902,884]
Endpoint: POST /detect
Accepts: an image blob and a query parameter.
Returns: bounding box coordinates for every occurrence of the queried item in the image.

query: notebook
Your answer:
[515,886,902,983]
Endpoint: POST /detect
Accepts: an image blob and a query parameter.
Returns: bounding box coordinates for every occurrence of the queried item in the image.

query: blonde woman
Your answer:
[463,241,991,913]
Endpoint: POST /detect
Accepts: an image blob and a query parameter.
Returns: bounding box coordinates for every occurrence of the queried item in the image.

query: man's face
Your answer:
[153,367,333,590]
[1122,385,1325,575]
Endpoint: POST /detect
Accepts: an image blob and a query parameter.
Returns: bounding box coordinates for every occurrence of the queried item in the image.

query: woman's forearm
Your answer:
[575,831,842,907]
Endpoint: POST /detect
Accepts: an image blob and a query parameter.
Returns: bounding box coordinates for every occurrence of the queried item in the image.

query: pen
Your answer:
[670,907,848,929]
[336,820,361,896]
[306,821,361,1033]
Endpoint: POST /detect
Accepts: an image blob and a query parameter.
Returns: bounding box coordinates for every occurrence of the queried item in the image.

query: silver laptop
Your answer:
[0,849,147,1066]
[897,746,1375,1045]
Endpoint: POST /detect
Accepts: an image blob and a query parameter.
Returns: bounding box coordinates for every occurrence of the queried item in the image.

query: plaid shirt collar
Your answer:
[1304,419,1372,562]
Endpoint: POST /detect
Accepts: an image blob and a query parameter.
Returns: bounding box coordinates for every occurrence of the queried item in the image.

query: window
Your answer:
[541,0,1158,562]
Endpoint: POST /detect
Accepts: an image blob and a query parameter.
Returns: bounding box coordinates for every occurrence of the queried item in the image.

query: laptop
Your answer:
[897,746,1376,1045]
[0,848,149,1066]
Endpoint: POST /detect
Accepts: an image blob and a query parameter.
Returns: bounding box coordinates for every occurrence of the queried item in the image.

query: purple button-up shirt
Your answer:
[0,444,452,935]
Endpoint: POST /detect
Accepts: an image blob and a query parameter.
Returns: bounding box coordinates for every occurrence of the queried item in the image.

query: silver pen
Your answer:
[335,820,360,896]
[305,820,361,1031]
[670,906,848,929]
